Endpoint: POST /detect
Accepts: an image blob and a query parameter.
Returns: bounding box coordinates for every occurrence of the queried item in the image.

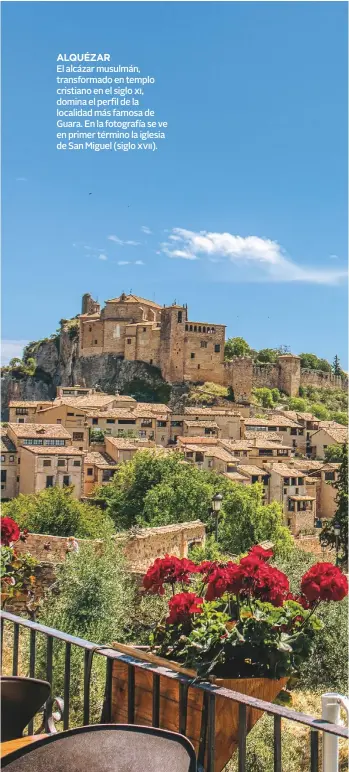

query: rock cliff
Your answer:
[1,325,189,416]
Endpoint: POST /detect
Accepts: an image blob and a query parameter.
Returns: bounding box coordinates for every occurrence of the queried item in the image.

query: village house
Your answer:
[19,446,84,498]
[310,425,347,459]
[264,463,316,534]
[223,464,270,502]
[0,428,18,500]
[287,459,340,520]
[86,403,172,446]
[5,423,80,498]
[242,415,305,452]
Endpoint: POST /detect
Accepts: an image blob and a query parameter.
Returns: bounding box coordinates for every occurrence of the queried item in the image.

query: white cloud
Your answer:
[98,254,108,261]
[160,228,347,284]
[329,254,339,260]
[141,226,152,235]
[134,260,144,265]
[16,177,27,182]
[108,235,140,246]
[1,340,29,365]
[117,260,130,265]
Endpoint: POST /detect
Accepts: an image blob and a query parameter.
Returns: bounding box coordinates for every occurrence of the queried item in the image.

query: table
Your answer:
[1,735,47,758]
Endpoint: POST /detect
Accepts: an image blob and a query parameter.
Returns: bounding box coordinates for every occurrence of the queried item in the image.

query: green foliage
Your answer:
[90,428,106,443]
[224,337,251,359]
[189,535,232,563]
[299,353,331,372]
[255,348,279,364]
[253,387,277,408]
[330,411,348,426]
[36,538,136,724]
[1,546,38,607]
[310,403,329,420]
[274,547,348,692]
[288,397,307,412]
[3,356,37,379]
[219,484,293,558]
[97,452,292,557]
[324,444,344,462]
[187,382,231,405]
[332,354,342,376]
[320,444,348,564]
[2,487,115,538]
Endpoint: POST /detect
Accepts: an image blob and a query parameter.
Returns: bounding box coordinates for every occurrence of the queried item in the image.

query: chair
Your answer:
[1,677,51,742]
[2,724,197,771]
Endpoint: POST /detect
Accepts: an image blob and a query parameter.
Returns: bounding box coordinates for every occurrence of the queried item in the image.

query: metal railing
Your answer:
[1,611,348,772]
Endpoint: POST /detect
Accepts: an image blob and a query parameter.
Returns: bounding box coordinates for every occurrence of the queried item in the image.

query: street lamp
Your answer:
[212,493,223,542]
[314,517,322,529]
[334,522,340,566]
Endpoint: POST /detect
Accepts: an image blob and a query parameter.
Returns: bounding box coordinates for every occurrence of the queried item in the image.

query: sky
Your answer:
[2,1,348,367]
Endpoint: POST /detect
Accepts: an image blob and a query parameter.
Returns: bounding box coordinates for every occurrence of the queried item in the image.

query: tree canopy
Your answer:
[299,353,331,372]
[224,337,251,359]
[320,443,348,565]
[2,486,115,538]
[97,450,292,556]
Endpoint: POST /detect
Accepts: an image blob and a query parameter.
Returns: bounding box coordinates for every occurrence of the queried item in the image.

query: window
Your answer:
[18,418,25,423]
[102,470,115,482]
[290,428,297,436]
[262,475,269,485]
[139,430,147,438]
[73,432,84,441]
[198,364,200,370]
[171,421,183,427]
[284,487,288,494]
[118,419,136,425]
[190,353,195,359]
[258,449,273,456]
[56,419,62,424]
[67,412,74,417]
[87,468,93,476]
[203,326,206,333]
[288,500,295,512]
[325,471,335,481]
[214,344,221,353]
[89,326,92,332]
[186,452,193,458]
[94,340,98,345]
[63,476,70,487]
[283,478,290,486]
[127,338,132,344]
[9,456,14,462]
[200,341,207,348]
[195,452,204,463]
[298,477,304,485]
[277,448,288,456]
[194,326,197,332]
[106,419,115,424]
[143,327,147,332]
[46,476,54,488]
[295,487,299,494]
[92,418,99,425]
[157,421,167,428]
[279,426,287,432]
[291,478,297,486]
[18,458,20,464]
[73,460,81,467]
[149,359,153,365]
[292,440,297,448]
[177,311,182,323]
[43,460,51,467]
[58,459,66,467]
[16,476,20,483]
[189,325,193,331]
[1,470,7,483]
[251,476,259,484]
[298,429,304,436]
[0,455,4,462]
[16,408,28,415]
[185,324,188,331]
[44,439,65,446]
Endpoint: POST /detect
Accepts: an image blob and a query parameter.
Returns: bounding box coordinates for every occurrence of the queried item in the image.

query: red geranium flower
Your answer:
[238,556,289,607]
[197,560,217,577]
[301,563,348,603]
[248,545,274,561]
[166,592,203,625]
[1,517,20,546]
[143,555,197,595]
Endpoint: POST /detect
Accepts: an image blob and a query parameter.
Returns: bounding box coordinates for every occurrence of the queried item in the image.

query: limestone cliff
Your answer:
[1,324,188,416]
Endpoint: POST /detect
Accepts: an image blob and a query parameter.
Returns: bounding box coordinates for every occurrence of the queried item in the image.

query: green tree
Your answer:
[224,337,251,359]
[310,403,329,420]
[324,444,345,462]
[255,348,278,364]
[219,483,293,557]
[299,353,331,372]
[320,443,348,564]
[253,388,274,408]
[329,411,348,426]
[332,354,341,376]
[2,487,115,538]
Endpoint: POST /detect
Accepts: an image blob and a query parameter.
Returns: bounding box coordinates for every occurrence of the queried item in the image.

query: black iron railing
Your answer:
[1,611,348,772]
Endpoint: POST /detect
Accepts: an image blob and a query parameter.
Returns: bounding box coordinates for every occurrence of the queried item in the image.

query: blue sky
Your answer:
[2,2,348,367]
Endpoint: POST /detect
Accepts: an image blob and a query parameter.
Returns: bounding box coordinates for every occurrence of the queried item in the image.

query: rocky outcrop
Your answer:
[1,326,185,416]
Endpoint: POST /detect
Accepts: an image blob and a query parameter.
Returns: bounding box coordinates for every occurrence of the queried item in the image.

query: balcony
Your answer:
[1,612,347,772]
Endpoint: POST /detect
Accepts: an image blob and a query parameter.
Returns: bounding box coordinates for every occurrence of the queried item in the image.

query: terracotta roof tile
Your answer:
[21,446,83,455]
[8,423,71,438]
[84,451,117,467]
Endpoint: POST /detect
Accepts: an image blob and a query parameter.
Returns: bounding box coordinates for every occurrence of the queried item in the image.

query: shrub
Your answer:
[2,487,115,538]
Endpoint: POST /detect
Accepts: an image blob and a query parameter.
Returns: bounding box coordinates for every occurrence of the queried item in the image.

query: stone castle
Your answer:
[79,292,347,401]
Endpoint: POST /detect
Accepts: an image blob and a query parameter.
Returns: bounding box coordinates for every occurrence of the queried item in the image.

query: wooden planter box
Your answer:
[111,643,287,772]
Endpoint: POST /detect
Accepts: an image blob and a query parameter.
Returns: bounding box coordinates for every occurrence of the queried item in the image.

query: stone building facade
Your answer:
[78,292,347,401]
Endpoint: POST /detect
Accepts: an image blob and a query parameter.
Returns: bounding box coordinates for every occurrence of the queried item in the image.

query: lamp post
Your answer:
[334,522,340,566]
[212,493,223,542]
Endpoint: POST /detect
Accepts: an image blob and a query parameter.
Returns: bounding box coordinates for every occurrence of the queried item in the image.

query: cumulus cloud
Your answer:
[135,260,145,265]
[98,254,108,261]
[108,235,140,246]
[141,226,152,235]
[160,228,347,284]
[16,177,27,182]
[117,260,130,265]
[1,340,29,365]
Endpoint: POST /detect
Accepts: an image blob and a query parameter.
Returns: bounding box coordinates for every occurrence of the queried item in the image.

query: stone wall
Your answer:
[300,369,348,392]
[252,364,279,389]
[14,521,206,572]
[294,535,334,561]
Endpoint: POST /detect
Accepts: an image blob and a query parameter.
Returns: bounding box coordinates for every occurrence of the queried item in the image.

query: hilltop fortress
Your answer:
[79,293,347,402]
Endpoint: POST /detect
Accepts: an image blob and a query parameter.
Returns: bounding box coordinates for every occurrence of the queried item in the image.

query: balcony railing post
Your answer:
[322,693,349,772]
[63,642,71,730]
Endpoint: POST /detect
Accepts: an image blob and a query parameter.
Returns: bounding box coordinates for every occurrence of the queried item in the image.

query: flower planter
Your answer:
[111,642,287,772]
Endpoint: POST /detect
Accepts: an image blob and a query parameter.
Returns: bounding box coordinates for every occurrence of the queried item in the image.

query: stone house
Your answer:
[265,463,316,534]
[0,428,18,500]
[19,446,84,498]
[6,422,77,498]
[242,415,305,453]
[310,425,347,459]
